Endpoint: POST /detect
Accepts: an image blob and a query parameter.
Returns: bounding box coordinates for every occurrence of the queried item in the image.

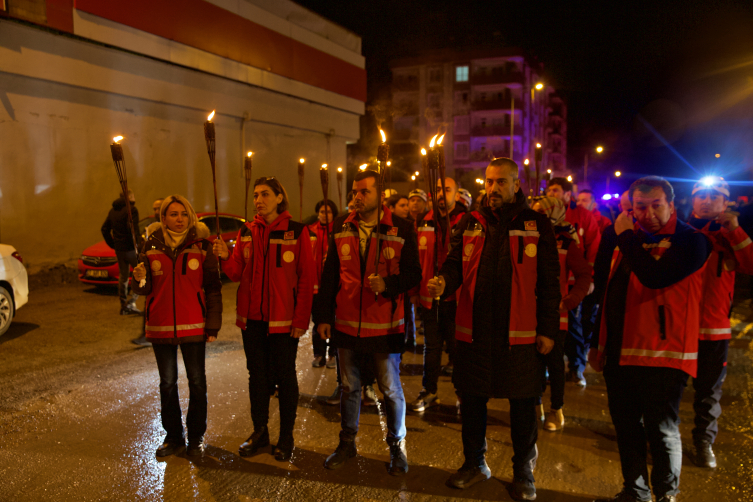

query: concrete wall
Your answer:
[0,19,359,271]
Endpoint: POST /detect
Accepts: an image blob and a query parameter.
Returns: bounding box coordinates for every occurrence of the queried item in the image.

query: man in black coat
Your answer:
[101,189,140,315]
[429,158,561,500]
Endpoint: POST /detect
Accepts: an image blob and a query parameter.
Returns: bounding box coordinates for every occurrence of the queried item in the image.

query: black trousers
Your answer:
[460,393,538,483]
[243,321,300,438]
[312,323,333,358]
[421,301,457,394]
[115,249,138,308]
[537,330,566,410]
[692,339,729,444]
[152,342,207,442]
[604,364,686,500]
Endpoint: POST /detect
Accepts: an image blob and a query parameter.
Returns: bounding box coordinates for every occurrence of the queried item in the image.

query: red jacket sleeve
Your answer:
[562,243,593,311]
[581,210,602,267]
[221,228,246,282]
[726,225,753,275]
[292,226,316,330]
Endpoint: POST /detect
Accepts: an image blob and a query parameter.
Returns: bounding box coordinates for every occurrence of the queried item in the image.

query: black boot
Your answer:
[387,439,408,476]
[156,438,185,458]
[510,477,536,501]
[239,426,270,457]
[274,435,294,462]
[324,440,357,470]
[694,441,717,468]
[447,461,492,489]
[186,437,205,457]
[593,490,652,502]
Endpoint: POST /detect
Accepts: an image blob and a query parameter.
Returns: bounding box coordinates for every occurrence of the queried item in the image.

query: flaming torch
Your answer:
[298,158,305,222]
[373,129,389,279]
[436,133,452,251]
[203,110,221,239]
[244,151,253,221]
[426,135,444,305]
[109,136,138,253]
[320,164,330,261]
[336,167,344,211]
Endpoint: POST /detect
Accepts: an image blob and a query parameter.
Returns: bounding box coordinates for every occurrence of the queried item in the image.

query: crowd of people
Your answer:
[99,157,750,502]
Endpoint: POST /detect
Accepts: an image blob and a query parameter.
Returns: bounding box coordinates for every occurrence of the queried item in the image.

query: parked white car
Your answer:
[0,244,28,336]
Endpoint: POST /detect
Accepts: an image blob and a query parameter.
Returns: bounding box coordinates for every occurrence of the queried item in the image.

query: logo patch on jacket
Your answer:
[284,231,295,240]
[387,227,398,236]
[525,221,537,231]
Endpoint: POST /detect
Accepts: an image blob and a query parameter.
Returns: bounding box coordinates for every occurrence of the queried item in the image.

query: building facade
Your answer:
[390,49,566,193]
[0,0,364,270]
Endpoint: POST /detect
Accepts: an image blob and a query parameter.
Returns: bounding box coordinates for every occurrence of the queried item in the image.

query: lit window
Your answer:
[456,66,469,82]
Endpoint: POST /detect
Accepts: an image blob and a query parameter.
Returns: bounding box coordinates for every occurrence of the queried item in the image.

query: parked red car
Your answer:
[78,212,245,286]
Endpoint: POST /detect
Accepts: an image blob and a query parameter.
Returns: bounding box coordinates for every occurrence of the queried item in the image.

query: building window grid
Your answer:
[455,66,469,82]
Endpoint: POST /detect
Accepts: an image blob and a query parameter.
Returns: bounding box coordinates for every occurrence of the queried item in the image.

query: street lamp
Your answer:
[584,145,604,185]
[535,82,544,91]
[615,171,621,177]
[596,146,604,154]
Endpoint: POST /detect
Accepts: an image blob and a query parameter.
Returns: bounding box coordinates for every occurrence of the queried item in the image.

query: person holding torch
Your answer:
[213,177,315,463]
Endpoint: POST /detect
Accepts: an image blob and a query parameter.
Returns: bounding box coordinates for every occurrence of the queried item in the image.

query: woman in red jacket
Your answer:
[531,196,592,431]
[133,195,223,458]
[213,177,315,462]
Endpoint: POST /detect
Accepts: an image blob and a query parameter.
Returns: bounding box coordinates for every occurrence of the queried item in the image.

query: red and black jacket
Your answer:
[566,202,601,267]
[412,204,466,309]
[308,220,334,295]
[690,216,753,341]
[223,211,315,333]
[594,213,711,377]
[312,207,422,337]
[134,224,223,344]
[439,191,560,346]
[556,231,593,330]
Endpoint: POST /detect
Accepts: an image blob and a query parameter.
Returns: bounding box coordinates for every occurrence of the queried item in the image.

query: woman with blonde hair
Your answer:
[214,177,315,462]
[133,195,223,457]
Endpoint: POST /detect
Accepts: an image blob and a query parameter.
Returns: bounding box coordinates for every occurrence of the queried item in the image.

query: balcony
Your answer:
[471,99,514,111]
[471,125,523,137]
[470,71,524,86]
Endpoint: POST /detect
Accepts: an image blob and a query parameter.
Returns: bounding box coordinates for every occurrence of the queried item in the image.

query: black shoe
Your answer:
[442,364,454,376]
[274,435,294,462]
[131,336,152,347]
[325,385,342,406]
[324,440,357,470]
[156,439,185,457]
[511,477,536,501]
[387,439,408,476]
[447,462,492,489]
[656,497,677,502]
[186,438,205,457]
[239,426,270,457]
[694,441,717,468]
[593,490,652,502]
[312,355,326,368]
[120,308,141,316]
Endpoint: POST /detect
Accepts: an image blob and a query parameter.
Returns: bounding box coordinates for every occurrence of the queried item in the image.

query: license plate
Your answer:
[86,270,109,278]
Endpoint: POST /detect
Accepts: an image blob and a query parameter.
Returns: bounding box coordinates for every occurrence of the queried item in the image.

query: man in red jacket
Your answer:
[313,170,421,476]
[408,177,466,412]
[688,176,753,468]
[547,178,601,386]
[577,189,612,232]
[589,176,711,502]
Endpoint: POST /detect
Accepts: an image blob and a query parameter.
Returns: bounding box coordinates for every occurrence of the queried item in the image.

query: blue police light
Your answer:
[613,193,619,198]
[602,194,612,201]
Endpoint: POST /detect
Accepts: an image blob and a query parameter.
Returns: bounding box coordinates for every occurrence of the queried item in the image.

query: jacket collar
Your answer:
[251,211,291,231]
[479,189,528,224]
[689,213,721,232]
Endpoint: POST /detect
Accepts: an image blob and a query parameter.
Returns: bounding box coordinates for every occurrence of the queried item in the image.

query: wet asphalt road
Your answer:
[0,281,752,502]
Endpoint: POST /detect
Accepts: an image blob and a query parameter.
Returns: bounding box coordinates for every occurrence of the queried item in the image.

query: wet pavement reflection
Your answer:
[0,281,751,501]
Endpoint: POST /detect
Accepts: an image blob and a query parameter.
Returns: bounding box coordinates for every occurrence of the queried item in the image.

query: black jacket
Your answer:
[440,190,561,399]
[101,197,139,252]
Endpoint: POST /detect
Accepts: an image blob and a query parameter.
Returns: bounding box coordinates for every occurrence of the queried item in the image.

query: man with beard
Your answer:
[313,170,421,475]
[409,177,467,412]
[429,158,560,500]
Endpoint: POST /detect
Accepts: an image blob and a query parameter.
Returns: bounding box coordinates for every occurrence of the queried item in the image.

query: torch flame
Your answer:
[321,164,328,169]
[421,148,427,156]
[247,151,253,157]
[112,136,123,143]
[379,129,386,143]
[207,110,215,121]
[437,134,445,146]
[299,158,305,164]
[429,135,438,148]
[337,167,343,172]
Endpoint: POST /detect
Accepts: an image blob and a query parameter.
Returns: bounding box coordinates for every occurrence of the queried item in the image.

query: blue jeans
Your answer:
[338,348,406,443]
[604,364,686,500]
[566,298,596,373]
[152,342,207,442]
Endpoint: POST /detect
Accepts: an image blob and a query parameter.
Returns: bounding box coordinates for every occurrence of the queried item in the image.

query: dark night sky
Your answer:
[297,0,753,195]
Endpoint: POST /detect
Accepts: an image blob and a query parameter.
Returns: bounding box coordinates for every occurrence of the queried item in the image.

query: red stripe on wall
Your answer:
[73,0,366,103]
[46,0,74,33]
